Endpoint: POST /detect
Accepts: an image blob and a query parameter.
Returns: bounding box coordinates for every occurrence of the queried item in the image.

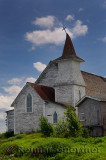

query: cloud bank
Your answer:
[0,76,36,111]
[33,16,55,28]
[33,62,47,72]
[0,75,37,133]
[25,15,88,47]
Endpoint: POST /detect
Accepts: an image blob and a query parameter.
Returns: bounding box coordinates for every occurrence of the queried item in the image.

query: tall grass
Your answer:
[0,133,105,160]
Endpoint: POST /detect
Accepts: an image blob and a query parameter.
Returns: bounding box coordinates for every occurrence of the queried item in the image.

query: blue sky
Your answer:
[0,0,106,132]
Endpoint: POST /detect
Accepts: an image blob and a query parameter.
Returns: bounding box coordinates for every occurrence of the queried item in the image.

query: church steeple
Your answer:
[54,33,84,62]
[54,32,85,106]
[62,33,77,58]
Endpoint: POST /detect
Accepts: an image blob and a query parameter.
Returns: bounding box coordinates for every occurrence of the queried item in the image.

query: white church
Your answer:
[6,33,106,137]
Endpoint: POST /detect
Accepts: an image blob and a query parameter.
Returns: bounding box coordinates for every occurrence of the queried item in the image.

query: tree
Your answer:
[39,114,53,136]
[65,105,82,137]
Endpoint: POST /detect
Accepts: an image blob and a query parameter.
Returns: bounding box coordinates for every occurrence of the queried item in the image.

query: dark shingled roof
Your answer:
[76,96,106,107]
[54,33,85,62]
[28,82,55,102]
[81,71,106,99]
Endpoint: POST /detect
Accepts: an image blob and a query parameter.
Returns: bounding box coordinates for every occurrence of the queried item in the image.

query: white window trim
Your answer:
[25,93,33,113]
[79,90,81,100]
[80,113,85,122]
[53,111,58,124]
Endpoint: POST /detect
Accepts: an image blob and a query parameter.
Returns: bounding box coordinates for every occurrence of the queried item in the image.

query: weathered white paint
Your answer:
[36,61,58,87]
[12,83,66,135]
[55,59,85,108]
[55,59,85,86]
[6,110,14,132]
[13,83,44,134]
[7,52,87,134]
[45,102,66,124]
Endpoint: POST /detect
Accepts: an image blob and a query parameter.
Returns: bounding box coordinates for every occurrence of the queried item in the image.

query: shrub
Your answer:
[39,114,53,136]
[53,118,69,138]
[65,105,82,137]
[4,131,14,138]
[81,127,90,138]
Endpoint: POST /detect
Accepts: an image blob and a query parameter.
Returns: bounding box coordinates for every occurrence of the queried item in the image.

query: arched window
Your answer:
[53,111,57,123]
[27,93,32,112]
[79,90,81,100]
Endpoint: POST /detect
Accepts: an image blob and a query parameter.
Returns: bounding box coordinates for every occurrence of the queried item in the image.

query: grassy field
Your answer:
[0,133,106,160]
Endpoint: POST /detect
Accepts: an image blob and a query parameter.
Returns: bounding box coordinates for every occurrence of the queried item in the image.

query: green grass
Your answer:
[0,133,106,160]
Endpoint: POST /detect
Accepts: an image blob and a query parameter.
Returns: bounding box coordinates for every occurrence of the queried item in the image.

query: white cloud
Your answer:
[0,75,37,132]
[0,76,37,111]
[25,77,37,83]
[25,15,88,46]
[65,15,74,21]
[72,20,88,37]
[0,82,22,111]
[78,8,84,12]
[33,16,55,28]
[0,94,14,110]
[3,85,22,96]
[33,62,47,72]
[8,78,23,85]
[25,27,73,46]
[101,36,106,42]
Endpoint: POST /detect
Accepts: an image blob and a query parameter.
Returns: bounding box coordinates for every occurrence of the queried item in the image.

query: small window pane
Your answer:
[53,111,57,123]
[27,94,32,112]
[79,90,81,100]
[80,113,85,121]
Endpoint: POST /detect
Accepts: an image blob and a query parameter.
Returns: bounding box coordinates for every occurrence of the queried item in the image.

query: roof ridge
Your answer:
[54,33,84,62]
[81,70,106,79]
[28,83,55,102]
[28,82,54,89]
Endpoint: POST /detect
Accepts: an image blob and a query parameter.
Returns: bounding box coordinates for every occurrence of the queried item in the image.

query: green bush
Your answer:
[39,106,89,138]
[53,118,69,138]
[65,105,82,137]
[53,105,83,138]
[39,114,53,136]
[81,127,90,138]
[4,131,14,138]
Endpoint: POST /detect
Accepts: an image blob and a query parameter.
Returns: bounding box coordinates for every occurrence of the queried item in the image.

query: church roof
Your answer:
[35,60,106,100]
[28,82,55,102]
[54,33,85,62]
[76,95,106,107]
[81,71,106,99]
[29,83,66,106]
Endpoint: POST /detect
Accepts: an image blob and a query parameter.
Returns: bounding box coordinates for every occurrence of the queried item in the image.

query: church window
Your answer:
[80,113,85,121]
[79,90,81,100]
[53,111,57,123]
[27,93,32,112]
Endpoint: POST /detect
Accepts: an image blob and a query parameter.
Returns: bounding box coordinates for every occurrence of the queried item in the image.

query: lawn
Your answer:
[0,133,106,160]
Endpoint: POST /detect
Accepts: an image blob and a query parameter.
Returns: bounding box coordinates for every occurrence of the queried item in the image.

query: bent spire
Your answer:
[62,33,77,57]
[54,33,85,62]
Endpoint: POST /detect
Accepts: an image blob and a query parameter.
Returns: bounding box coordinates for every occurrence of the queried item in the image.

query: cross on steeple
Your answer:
[62,27,67,33]
[53,32,85,62]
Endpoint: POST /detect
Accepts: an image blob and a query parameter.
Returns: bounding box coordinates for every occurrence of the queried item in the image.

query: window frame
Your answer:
[79,90,81,101]
[79,113,85,122]
[53,111,58,124]
[26,93,33,113]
